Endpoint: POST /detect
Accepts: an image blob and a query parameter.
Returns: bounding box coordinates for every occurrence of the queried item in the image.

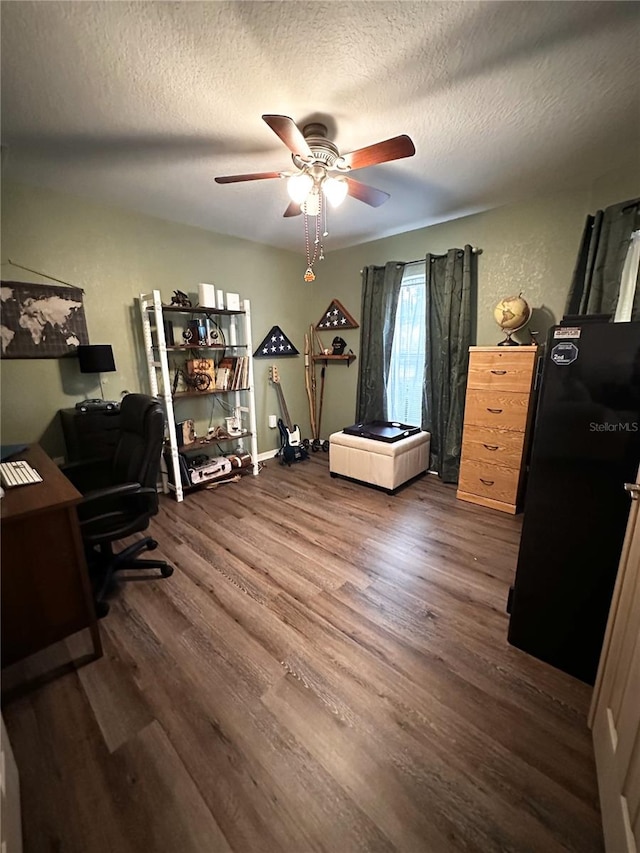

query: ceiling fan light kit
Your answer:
[301,189,321,217]
[322,176,348,207]
[287,172,314,204]
[215,115,415,281]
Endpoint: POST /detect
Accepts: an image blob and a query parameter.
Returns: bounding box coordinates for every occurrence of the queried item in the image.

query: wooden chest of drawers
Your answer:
[457,346,538,514]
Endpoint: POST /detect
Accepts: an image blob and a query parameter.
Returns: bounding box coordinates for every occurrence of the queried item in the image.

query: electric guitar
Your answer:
[269,366,308,464]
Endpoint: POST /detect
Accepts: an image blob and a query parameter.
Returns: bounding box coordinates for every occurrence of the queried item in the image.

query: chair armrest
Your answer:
[81,483,153,504]
[79,482,157,514]
[77,484,159,536]
[61,456,110,473]
[78,483,159,544]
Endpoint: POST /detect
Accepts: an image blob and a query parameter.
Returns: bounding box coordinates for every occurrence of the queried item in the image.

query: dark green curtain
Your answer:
[566,197,640,319]
[423,246,475,484]
[356,262,405,423]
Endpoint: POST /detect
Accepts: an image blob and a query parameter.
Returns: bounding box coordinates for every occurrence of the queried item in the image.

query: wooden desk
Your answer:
[1,444,102,680]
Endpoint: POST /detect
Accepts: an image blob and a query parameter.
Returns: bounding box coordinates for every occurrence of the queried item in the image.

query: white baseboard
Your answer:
[258,449,280,463]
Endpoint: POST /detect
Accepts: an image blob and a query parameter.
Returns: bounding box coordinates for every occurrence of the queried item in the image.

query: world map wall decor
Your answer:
[254,325,299,358]
[0,281,89,359]
[315,299,359,330]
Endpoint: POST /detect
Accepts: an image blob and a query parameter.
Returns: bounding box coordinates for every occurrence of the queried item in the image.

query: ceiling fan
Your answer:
[214,114,416,218]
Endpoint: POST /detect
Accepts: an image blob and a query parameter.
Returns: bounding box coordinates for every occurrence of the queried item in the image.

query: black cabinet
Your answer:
[60,407,121,462]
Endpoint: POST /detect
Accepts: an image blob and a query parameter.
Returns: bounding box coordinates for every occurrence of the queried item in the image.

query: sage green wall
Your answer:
[4,171,638,458]
[305,171,640,440]
[0,182,307,458]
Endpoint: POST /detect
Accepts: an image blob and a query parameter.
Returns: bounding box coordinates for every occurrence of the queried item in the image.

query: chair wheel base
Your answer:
[161,565,174,578]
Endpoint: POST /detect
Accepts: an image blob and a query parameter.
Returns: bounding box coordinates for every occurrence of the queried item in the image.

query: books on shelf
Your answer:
[215,357,233,390]
[233,356,249,390]
[215,356,249,391]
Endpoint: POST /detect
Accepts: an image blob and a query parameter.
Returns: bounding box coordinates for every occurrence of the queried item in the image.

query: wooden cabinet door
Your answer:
[590,465,640,853]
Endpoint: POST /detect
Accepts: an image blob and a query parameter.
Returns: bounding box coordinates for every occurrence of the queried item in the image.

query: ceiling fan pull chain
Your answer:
[303,212,316,282]
[315,192,323,244]
[302,184,329,280]
[318,208,326,261]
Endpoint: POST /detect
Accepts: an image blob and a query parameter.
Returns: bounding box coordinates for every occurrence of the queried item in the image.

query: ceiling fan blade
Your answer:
[283,201,302,218]
[345,178,390,208]
[342,135,415,170]
[262,115,312,158]
[215,171,281,184]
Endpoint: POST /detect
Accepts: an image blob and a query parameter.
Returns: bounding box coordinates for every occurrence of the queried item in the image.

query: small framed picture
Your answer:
[175,419,196,446]
[226,292,240,311]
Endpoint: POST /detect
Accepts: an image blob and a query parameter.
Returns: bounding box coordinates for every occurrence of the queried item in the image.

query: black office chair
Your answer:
[64,393,173,616]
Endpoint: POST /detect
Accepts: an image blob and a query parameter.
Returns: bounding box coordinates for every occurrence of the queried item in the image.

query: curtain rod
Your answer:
[406,246,483,264]
[359,246,483,274]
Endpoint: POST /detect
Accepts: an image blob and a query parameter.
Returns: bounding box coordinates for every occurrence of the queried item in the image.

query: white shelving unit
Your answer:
[139,289,259,502]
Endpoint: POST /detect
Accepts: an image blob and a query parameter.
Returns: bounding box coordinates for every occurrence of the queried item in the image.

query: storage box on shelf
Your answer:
[139,289,259,502]
[456,345,538,514]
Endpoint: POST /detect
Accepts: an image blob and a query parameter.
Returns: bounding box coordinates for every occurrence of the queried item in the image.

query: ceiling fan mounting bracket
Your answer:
[302,122,328,139]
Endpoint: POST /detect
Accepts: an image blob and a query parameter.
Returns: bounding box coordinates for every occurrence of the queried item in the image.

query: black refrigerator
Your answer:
[507,320,640,684]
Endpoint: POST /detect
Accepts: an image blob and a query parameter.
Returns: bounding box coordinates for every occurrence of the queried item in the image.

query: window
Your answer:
[386,262,426,426]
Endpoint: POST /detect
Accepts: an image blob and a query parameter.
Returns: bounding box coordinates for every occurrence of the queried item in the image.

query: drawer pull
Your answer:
[483,444,500,451]
[486,408,503,414]
[480,478,495,486]
[490,369,507,375]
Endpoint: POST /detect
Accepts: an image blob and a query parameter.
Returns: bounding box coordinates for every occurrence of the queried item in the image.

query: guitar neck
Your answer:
[275,383,293,432]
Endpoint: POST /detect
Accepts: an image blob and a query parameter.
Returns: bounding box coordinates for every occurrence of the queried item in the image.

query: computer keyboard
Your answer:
[0,460,43,488]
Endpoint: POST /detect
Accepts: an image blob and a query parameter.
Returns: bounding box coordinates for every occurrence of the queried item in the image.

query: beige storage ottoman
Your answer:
[329,430,430,493]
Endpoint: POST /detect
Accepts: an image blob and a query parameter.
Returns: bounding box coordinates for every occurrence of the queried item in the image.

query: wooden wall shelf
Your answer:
[312,354,356,365]
[153,305,244,316]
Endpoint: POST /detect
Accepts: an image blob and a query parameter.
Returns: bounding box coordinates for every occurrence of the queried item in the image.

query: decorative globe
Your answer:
[493,293,531,346]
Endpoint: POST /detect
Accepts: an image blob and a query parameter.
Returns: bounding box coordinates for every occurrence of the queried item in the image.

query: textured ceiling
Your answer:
[2,1,639,252]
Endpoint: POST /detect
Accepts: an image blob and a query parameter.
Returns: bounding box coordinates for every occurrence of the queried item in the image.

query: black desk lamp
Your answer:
[76,344,118,411]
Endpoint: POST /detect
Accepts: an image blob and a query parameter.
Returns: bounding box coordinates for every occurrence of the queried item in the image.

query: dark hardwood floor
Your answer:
[3,455,603,852]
